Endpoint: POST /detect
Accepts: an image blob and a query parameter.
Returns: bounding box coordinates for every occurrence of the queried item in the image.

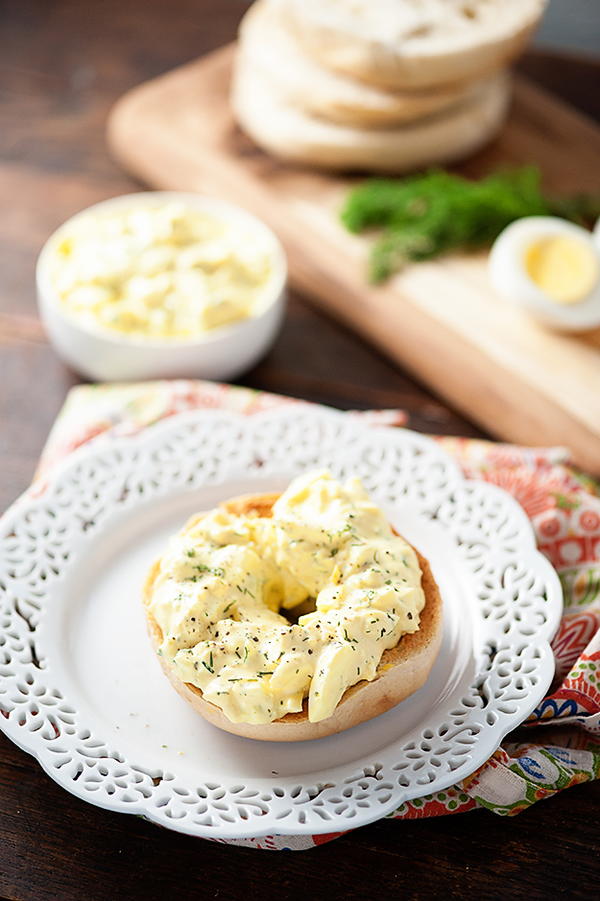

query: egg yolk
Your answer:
[524,235,599,305]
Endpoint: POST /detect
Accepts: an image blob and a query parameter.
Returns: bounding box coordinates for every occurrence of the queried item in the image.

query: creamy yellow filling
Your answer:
[47,201,275,338]
[524,235,599,305]
[148,471,425,724]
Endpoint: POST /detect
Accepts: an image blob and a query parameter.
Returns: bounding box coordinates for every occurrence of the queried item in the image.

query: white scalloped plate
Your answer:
[0,408,562,840]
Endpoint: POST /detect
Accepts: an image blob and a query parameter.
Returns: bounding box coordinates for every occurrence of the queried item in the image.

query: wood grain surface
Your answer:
[107,44,600,472]
[0,3,599,900]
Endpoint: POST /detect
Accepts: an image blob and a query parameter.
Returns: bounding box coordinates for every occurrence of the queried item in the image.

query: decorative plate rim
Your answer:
[0,407,563,839]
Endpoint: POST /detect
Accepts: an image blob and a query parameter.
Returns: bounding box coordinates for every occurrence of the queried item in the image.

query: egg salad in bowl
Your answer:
[36,192,287,381]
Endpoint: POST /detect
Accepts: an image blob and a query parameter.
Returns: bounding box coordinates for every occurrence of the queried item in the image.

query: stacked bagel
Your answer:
[231,0,547,172]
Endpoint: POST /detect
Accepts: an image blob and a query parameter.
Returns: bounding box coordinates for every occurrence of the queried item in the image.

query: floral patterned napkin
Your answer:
[34,380,600,850]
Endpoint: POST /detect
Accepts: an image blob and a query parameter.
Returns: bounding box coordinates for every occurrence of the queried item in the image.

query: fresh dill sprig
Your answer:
[340,167,600,283]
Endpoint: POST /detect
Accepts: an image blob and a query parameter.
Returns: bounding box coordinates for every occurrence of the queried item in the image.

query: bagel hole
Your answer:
[280,596,317,625]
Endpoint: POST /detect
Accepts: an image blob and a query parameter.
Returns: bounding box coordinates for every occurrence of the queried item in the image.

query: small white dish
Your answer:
[36,192,287,382]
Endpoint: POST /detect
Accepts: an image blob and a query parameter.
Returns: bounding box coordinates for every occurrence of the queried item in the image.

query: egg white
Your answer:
[488,216,600,332]
[593,216,600,253]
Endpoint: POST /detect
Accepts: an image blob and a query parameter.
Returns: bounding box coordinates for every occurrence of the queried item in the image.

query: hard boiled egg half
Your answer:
[489,217,600,332]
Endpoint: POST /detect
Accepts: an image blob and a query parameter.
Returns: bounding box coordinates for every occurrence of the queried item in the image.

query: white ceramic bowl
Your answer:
[36,192,287,382]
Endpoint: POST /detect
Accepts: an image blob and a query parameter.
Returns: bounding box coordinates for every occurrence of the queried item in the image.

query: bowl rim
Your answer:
[36,190,288,348]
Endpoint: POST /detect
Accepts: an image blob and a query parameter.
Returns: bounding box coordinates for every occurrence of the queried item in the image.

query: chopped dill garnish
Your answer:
[191,563,225,579]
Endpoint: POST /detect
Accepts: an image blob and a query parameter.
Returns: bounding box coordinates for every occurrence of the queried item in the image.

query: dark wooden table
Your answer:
[1,3,599,899]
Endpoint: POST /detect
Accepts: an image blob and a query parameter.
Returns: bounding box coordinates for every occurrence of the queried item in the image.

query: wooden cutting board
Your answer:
[107,44,600,473]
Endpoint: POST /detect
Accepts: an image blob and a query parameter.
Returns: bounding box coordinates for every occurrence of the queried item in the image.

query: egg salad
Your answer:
[147,471,425,725]
[46,199,277,339]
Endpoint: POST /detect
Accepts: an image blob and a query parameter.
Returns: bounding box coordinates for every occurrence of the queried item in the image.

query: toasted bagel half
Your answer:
[143,492,443,741]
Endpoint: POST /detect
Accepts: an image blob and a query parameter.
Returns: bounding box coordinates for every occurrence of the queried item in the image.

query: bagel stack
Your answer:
[231,0,547,172]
